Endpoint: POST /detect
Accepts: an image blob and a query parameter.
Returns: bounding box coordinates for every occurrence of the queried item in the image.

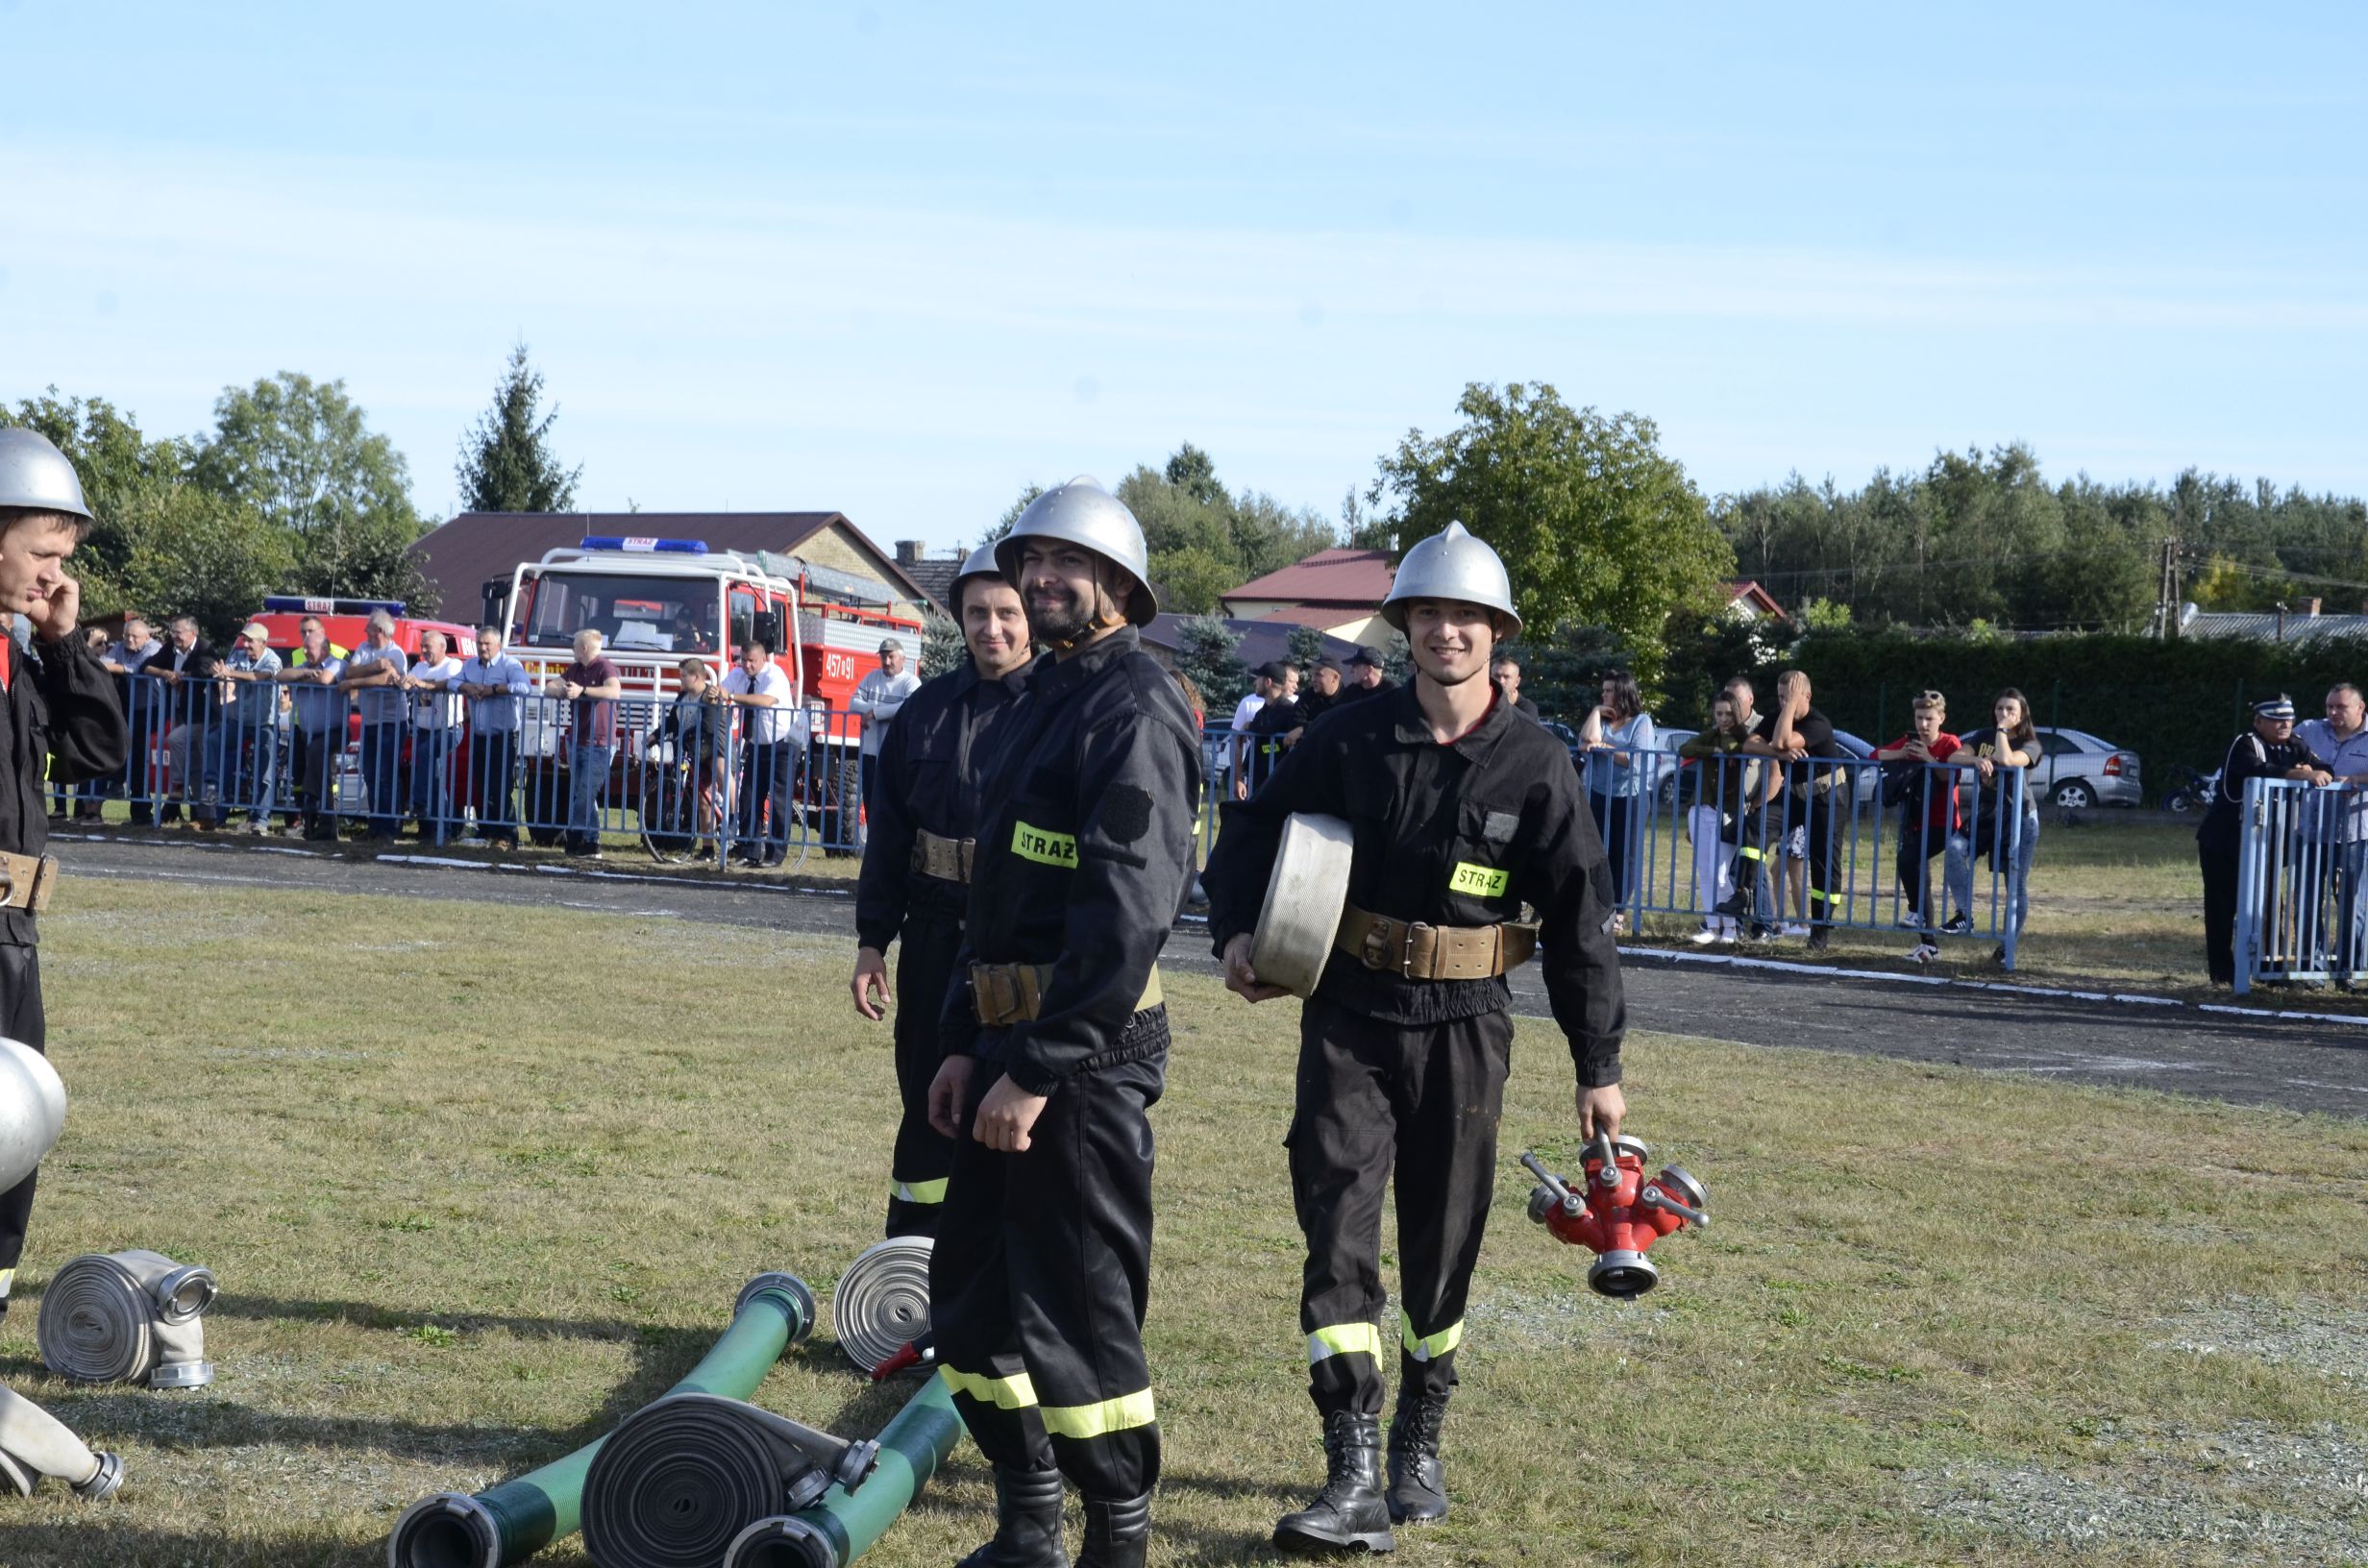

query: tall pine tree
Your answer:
[456,342,582,513]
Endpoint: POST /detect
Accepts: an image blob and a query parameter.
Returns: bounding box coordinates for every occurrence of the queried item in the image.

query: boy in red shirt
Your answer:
[1874,691,1961,958]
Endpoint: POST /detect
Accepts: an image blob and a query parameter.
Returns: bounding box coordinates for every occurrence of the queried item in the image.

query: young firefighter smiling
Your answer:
[1202,520,1628,1555]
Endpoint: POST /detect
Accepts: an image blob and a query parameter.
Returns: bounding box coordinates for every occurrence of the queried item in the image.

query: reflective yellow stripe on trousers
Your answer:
[939,1365,1155,1437]
[1400,1311,1464,1362]
[890,1177,948,1205]
[1307,1321,1382,1363]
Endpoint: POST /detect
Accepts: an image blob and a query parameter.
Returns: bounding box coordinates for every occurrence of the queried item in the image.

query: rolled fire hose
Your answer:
[37,1249,219,1388]
[722,1376,964,1568]
[580,1392,878,1567]
[831,1237,931,1375]
[1249,813,1355,998]
[0,1385,123,1501]
[387,1272,818,1568]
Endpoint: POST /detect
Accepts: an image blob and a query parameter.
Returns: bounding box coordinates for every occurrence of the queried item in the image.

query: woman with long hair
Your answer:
[1943,687,2040,963]
[1577,671,1656,931]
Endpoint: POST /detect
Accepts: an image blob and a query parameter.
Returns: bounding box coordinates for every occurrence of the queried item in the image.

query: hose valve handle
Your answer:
[1518,1150,1579,1211]
[1587,1128,1621,1189]
[1640,1184,1709,1227]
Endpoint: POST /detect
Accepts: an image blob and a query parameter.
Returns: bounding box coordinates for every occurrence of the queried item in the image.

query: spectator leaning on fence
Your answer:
[338,610,410,842]
[277,616,346,841]
[401,629,464,841]
[721,637,798,867]
[1875,691,1963,960]
[103,613,162,824]
[2295,683,2368,978]
[552,627,623,858]
[851,637,920,820]
[1725,671,1846,951]
[652,656,728,856]
[149,616,217,826]
[452,625,530,849]
[1678,691,1756,944]
[1578,672,1656,931]
[207,622,282,833]
[2197,695,2332,987]
[1941,688,2044,966]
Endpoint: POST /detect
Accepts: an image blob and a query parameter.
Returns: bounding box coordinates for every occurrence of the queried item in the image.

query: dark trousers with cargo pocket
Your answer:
[0,943,47,1317]
[930,1011,1167,1501]
[1293,992,1511,1419]
[883,910,964,1238]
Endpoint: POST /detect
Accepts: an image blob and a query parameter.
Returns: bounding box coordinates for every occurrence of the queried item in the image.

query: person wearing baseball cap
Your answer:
[851,636,922,822]
[1333,645,1394,710]
[203,622,283,832]
[0,429,127,1328]
[2198,692,2332,985]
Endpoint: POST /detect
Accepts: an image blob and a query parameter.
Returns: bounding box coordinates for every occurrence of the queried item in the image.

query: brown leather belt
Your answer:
[910,828,976,884]
[0,852,60,915]
[969,962,1165,1026]
[1335,903,1536,981]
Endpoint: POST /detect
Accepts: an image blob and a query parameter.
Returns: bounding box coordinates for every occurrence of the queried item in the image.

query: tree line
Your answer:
[1,344,579,643]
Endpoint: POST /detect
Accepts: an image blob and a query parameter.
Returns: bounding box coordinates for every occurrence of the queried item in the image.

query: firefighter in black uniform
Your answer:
[1203,522,1627,1555]
[851,543,1035,1237]
[925,478,1202,1568]
[0,429,128,1325]
[2198,695,2331,986]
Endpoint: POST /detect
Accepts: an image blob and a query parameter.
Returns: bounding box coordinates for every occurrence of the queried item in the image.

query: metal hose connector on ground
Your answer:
[580,1393,877,1568]
[723,1377,964,1568]
[387,1271,820,1568]
[37,1249,217,1387]
[0,1384,122,1500]
[831,1238,931,1374]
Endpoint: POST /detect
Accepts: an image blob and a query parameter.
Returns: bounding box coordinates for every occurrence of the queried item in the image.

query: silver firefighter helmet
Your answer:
[994,477,1157,627]
[1380,520,1521,636]
[949,542,1009,614]
[0,1038,65,1193]
[0,428,94,523]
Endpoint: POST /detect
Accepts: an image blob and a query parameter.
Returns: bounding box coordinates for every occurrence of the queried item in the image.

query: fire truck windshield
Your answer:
[520,573,722,654]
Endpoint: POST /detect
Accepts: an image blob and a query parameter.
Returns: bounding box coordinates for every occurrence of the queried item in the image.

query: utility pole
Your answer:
[2151,538,2183,639]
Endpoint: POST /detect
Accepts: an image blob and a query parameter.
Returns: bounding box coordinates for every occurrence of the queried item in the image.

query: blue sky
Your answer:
[4,2,2362,554]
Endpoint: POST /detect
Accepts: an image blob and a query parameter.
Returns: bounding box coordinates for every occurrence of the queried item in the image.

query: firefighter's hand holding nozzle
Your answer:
[851,946,890,1020]
[1221,933,1290,1004]
[1577,1082,1626,1140]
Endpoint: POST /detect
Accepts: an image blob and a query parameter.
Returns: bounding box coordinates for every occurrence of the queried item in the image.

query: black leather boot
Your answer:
[1273,1409,1394,1555]
[956,1465,1070,1568]
[1076,1490,1151,1568]
[1385,1393,1448,1524]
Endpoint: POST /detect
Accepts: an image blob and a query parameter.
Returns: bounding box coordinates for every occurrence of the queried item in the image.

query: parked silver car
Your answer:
[2029,726,2141,809]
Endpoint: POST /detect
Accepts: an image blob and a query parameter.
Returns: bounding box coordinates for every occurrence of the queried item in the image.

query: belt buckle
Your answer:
[1359,919,1393,972]
[1400,922,1433,979]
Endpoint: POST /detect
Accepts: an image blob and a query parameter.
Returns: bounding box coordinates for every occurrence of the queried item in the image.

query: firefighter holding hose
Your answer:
[851,543,1036,1238]
[1202,522,1627,1554]
[924,478,1200,1568]
[0,429,128,1329]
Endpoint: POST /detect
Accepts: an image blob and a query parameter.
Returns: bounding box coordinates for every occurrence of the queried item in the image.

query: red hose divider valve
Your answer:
[1518,1132,1709,1299]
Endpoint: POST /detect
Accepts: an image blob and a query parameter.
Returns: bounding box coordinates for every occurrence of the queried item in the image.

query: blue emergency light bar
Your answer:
[579,536,710,554]
[261,595,408,617]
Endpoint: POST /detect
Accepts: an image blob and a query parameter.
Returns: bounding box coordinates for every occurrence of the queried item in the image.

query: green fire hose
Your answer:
[721,1376,965,1568]
[386,1272,818,1568]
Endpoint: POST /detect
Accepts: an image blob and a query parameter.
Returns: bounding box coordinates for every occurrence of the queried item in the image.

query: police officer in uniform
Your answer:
[925,478,1202,1568]
[851,543,1035,1238]
[0,430,128,1324]
[1202,522,1626,1554]
[2197,695,2331,986]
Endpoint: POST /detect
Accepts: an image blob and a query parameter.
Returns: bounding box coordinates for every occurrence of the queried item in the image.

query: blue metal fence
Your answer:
[2233,777,2362,994]
[1197,726,2033,964]
[90,674,878,865]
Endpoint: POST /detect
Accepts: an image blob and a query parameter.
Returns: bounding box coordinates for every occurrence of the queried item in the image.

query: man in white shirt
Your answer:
[207,623,282,833]
[275,615,346,841]
[102,614,163,824]
[451,625,534,848]
[401,629,464,840]
[851,637,922,821]
[336,611,410,842]
[721,638,799,867]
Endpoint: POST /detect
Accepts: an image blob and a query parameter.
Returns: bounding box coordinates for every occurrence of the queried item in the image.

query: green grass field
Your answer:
[0,876,2362,1564]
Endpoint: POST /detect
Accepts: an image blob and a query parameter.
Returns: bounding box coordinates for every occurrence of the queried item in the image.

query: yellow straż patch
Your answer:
[1011,821,1079,867]
[1448,861,1509,897]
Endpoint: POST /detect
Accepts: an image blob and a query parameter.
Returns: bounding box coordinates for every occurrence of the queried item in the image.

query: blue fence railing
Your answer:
[87,674,877,864]
[2233,777,2364,995]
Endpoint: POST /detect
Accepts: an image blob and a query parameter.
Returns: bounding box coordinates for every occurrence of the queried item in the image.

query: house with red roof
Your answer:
[1216,547,1400,647]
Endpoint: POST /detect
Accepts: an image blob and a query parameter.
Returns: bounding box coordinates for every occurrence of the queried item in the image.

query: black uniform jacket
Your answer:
[2198,729,2326,855]
[4,633,127,945]
[937,627,1203,1095]
[1204,681,1626,1088]
[855,654,1031,950]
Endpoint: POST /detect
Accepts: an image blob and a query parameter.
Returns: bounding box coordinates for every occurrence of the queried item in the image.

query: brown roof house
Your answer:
[1216,548,1400,647]
[408,511,934,625]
